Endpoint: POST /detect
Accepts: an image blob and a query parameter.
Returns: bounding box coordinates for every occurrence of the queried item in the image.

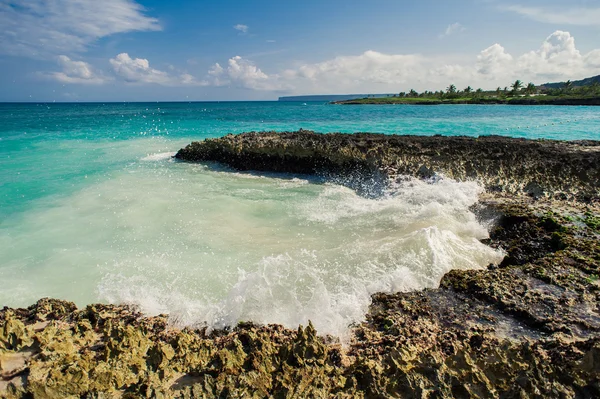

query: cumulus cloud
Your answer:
[207,56,288,91]
[195,31,600,95]
[515,31,582,81]
[440,23,466,38]
[513,31,600,83]
[110,53,170,84]
[110,53,205,86]
[503,5,600,26]
[45,55,107,84]
[472,31,600,84]
[476,44,513,75]
[280,50,430,93]
[40,31,600,93]
[233,24,249,34]
[286,51,423,82]
[275,31,600,93]
[0,0,160,58]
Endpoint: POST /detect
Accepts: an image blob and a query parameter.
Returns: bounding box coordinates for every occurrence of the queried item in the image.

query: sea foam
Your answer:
[141,152,177,161]
[0,157,504,337]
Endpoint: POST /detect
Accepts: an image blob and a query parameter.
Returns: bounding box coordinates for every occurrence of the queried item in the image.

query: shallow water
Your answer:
[1,102,596,335]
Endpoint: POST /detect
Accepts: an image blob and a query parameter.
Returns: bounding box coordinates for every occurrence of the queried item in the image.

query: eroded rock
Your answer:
[2,132,600,398]
[175,131,600,200]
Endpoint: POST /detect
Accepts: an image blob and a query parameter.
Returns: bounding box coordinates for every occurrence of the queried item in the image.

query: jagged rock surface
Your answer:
[175,131,600,200]
[2,132,600,398]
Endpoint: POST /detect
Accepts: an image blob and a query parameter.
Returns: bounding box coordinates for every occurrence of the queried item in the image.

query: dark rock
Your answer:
[175,131,600,200]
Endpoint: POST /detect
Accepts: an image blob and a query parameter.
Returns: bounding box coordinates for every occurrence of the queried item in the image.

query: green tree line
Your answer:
[390,79,600,100]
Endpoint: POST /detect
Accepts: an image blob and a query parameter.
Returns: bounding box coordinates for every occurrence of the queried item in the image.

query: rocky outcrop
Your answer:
[175,131,600,200]
[2,132,600,398]
[1,200,599,398]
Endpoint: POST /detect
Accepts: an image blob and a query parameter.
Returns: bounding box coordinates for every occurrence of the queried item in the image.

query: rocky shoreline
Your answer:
[2,131,600,398]
[175,131,600,200]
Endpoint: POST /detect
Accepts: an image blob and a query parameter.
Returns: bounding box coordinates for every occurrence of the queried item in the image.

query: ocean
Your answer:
[1,102,598,336]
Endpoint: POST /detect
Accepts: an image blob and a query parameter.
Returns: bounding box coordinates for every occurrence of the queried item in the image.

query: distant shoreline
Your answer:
[332,96,600,106]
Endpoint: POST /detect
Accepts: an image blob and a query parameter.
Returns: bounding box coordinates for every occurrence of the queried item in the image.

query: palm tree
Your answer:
[511,80,523,95]
[464,86,473,95]
[563,80,573,93]
[409,89,418,97]
[446,84,457,94]
[525,83,536,96]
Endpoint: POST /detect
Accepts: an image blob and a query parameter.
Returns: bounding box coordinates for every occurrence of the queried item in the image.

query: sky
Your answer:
[0,0,599,101]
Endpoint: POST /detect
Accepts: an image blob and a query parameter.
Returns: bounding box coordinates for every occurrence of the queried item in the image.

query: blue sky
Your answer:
[1,0,599,101]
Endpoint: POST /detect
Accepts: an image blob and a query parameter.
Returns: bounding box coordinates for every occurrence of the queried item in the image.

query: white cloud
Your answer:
[234,24,249,34]
[473,31,600,83]
[0,0,160,58]
[45,55,107,84]
[110,53,205,86]
[584,50,600,70]
[440,23,466,38]
[207,56,288,91]
[504,5,600,26]
[281,51,429,93]
[180,73,199,85]
[476,44,513,75]
[110,53,170,84]
[514,31,595,81]
[41,30,600,94]
[274,31,600,93]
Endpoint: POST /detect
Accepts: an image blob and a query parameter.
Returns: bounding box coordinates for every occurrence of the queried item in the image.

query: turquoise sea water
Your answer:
[1,102,598,335]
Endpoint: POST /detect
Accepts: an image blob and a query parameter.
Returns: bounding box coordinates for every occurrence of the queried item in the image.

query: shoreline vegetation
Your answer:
[2,131,599,398]
[332,80,600,105]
